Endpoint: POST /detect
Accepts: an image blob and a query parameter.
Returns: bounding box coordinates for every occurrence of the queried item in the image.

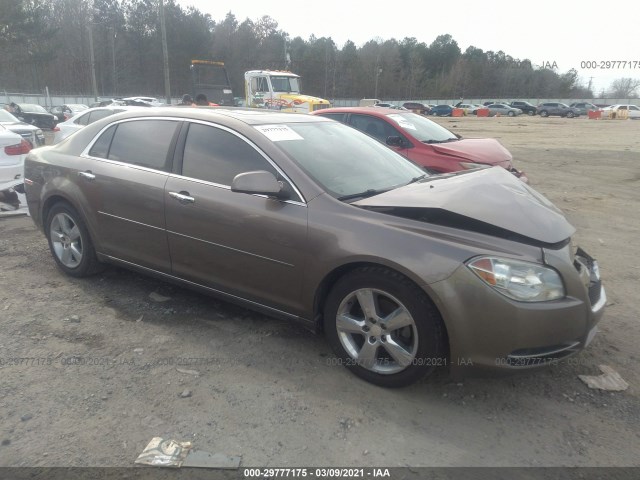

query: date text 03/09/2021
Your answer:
[243,468,391,478]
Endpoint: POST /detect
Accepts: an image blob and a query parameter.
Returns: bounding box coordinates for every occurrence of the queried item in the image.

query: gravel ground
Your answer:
[0,116,638,470]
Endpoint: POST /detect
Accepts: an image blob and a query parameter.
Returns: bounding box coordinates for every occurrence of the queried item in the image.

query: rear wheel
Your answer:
[46,202,102,277]
[324,267,445,388]
[539,110,549,117]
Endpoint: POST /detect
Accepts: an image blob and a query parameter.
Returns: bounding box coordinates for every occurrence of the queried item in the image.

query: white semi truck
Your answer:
[244,70,331,113]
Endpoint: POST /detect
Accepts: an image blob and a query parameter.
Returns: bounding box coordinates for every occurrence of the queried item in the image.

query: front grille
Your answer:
[588,281,601,306]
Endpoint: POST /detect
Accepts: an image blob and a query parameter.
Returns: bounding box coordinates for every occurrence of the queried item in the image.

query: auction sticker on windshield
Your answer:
[254,124,304,141]
[388,114,416,130]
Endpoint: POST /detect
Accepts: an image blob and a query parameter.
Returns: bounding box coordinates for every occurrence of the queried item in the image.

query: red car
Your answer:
[312,107,527,182]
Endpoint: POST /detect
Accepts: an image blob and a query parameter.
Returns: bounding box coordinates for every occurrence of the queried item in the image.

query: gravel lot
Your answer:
[0,116,638,469]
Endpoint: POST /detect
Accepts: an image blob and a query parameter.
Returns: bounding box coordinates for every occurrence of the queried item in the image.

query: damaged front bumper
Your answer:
[428,244,604,375]
[0,178,28,216]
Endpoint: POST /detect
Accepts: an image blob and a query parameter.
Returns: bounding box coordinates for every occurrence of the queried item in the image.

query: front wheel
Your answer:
[324,267,445,388]
[566,111,575,118]
[508,111,515,117]
[46,202,102,277]
[527,110,535,116]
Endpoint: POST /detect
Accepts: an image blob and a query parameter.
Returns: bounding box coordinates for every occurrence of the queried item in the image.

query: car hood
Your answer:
[430,138,512,165]
[353,167,574,244]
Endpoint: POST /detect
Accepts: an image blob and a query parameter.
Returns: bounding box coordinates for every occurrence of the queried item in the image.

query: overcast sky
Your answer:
[175,0,638,95]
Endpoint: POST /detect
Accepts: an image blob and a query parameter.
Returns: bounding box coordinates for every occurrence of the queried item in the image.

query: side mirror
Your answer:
[386,136,406,147]
[231,170,289,199]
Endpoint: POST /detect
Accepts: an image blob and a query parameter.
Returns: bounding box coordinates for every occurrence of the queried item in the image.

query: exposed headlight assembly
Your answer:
[467,256,565,302]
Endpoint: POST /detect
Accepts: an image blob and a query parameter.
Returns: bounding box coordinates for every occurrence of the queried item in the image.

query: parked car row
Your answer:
[49,104,89,123]
[52,106,142,144]
[421,101,608,118]
[2,103,57,129]
[22,107,605,387]
[384,100,633,118]
[89,97,162,108]
[0,124,31,190]
[0,109,45,147]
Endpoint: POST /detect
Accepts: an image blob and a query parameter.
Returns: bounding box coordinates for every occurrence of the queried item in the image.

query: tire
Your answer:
[324,266,445,388]
[539,110,549,117]
[45,202,102,277]
[566,111,575,118]
[527,110,535,116]
[508,111,515,117]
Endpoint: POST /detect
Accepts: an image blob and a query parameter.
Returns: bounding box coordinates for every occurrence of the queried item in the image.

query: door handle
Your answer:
[169,191,195,204]
[78,171,95,181]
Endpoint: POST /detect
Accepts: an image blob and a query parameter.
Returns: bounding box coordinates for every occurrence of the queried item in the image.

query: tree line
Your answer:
[1,0,638,100]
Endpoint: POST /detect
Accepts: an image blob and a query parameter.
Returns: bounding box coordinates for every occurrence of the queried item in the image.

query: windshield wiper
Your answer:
[422,137,459,144]
[337,188,390,201]
[406,174,427,185]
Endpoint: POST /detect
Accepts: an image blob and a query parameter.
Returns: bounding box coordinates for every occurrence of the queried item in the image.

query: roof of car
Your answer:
[101,106,329,125]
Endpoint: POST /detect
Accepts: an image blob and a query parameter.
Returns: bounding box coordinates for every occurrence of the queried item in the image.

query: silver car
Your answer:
[24,108,605,387]
[486,103,522,117]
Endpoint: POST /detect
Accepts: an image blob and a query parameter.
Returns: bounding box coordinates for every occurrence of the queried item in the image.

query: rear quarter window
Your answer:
[87,109,114,124]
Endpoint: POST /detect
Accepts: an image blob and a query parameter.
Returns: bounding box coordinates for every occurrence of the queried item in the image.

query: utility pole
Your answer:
[159,0,171,104]
[88,22,98,101]
[111,26,117,95]
[374,65,382,99]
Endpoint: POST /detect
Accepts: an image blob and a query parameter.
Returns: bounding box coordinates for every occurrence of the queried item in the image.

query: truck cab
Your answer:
[190,60,234,106]
[244,70,331,113]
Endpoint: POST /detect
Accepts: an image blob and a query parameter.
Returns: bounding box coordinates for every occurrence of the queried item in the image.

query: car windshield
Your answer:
[385,112,458,143]
[0,110,20,122]
[19,104,47,113]
[269,121,427,200]
[270,76,300,93]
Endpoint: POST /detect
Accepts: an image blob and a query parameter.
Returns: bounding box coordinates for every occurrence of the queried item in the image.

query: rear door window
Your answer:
[107,120,179,171]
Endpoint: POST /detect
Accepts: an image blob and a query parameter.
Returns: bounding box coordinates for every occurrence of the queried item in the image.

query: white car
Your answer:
[600,104,640,119]
[0,125,30,188]
[53,106,141,144]
[457,103,482,114]
[122,96,164,107]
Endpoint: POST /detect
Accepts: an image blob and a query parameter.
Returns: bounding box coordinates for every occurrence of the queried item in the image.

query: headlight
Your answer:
[36,129,43,136]
[467,256,565,302]
[459,162,491,170]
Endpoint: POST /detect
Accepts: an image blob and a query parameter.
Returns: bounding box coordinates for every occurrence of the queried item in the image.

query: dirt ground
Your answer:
[0,116,638,469]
